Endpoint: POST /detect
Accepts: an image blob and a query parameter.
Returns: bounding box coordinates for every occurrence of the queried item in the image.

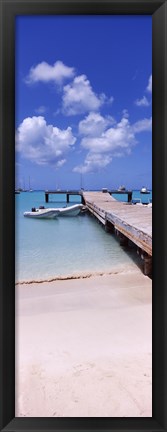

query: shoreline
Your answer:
[16,270,152,417]
[15,262,144,285]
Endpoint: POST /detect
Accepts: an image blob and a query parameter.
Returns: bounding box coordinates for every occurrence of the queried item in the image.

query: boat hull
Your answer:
[24,209,60,218]
[24,204,84,218]
[57,204,83,216]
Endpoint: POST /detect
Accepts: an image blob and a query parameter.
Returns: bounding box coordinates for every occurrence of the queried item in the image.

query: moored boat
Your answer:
[57,204,84,216]
[118,185,126,191]
[24,204,84,218]
[24,206,60,218]
[140,186,150,194]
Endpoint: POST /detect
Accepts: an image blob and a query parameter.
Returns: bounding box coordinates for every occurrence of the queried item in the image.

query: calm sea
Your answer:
[15,190,152,283]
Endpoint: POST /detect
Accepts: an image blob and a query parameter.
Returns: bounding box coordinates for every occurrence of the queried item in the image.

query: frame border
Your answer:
[0,0,167,431]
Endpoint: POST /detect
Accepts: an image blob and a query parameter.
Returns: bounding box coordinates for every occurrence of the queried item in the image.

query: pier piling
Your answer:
[143,256,152,276]
[119,233,129,247]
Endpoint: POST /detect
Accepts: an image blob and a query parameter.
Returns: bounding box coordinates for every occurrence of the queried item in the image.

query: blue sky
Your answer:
[15,15,152,190]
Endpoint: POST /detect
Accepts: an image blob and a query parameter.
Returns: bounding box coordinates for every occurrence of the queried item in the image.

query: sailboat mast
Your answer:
[80,173,83,190]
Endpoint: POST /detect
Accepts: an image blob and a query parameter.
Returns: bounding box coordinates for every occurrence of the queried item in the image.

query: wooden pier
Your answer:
[45,189,132,204]
[45,190,85,204]
[82,191,152,276]
[109,189,132,202]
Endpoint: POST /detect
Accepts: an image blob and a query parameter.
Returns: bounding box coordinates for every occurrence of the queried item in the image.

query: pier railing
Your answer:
[45,189,132,204]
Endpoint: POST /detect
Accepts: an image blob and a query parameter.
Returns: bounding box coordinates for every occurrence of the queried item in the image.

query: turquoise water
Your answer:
[15,190,152,282]
[112,190,152,203]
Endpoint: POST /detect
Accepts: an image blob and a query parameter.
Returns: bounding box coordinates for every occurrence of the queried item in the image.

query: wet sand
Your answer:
[15,269,152,417]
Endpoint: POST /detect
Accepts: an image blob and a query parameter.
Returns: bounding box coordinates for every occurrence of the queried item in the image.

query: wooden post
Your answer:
[67,194,69,203]
[128,191,132,203]
[105,220,114,233]
[45,193,49,203]
[119,233,129,247]
[143,256,152,276]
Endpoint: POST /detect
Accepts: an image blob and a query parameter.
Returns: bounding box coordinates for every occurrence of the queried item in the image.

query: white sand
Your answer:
[15,269,152,417]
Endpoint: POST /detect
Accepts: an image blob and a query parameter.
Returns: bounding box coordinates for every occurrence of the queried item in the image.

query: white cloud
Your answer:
[135,96,150,107]
[146,75,152,93]
[78,112,115,137]
[56,159,66,167]
[122,109,129,118]
[80,117,136,154]
[108,96,114,104]
[16,116,76,166]
[135,74,152,107]
[62,75,106,115]
[73,153,112,174]
[35,105,47,114]
[26,61,113,115]
[132,117,152,133]
[26,61,75,85]
[73,113,152,174]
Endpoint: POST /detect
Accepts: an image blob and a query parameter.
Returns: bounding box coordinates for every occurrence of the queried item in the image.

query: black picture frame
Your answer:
[0,0,167,431]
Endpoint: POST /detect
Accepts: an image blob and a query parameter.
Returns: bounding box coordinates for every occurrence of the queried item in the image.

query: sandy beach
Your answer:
[15,268,152,417]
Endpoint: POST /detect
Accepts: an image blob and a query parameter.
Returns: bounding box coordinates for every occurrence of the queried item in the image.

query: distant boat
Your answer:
[29,176,33,192]
[140,186,150,194]
[15,190,20,194]
[118,185,126,191]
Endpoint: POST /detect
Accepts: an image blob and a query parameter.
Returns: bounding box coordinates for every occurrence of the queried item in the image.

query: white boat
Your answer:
[24,204,84,218]
[140,186,150,194]
[24,207,60,218]
[57,204,84,216]
[118,185,126,191]
[29,176,33,192]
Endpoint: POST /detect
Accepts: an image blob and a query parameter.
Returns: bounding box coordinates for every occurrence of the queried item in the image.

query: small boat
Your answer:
[118,185,126,191]
[15,190,20,194]
[24,204,84,218]
[28,176,33,192]
[57,204,84,216]
[24,206,60,219]
[140,186,150,194]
